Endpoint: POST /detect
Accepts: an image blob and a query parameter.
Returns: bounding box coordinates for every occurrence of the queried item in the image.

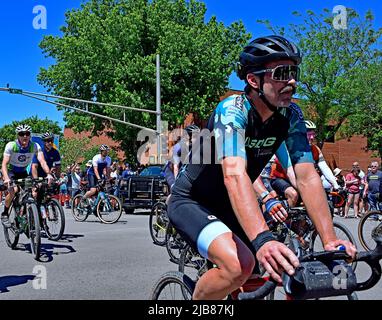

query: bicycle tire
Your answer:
[358,210,382,251]
[310,221,358,271]
[71,194,89,222]
[150,271,194,300]
[3,204,20,249]
[165,223,187,264]
[43,199,65,241]
[96,194,122,224]
[27,202,41,261]
[149,202,169,246]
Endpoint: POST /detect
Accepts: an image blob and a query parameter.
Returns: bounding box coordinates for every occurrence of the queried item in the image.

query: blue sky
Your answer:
[0,0,381,130]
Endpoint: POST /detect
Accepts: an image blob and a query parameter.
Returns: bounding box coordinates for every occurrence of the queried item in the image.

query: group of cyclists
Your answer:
[2,34,380,300]
[0,123,113,228]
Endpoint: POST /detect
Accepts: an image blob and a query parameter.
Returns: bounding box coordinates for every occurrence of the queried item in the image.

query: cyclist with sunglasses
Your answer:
[1,124,54,228]
[31,132,61,179]
[167,35,356,300]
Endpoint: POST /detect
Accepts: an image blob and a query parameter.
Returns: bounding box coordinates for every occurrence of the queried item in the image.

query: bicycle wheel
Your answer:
[96,194,122,224]
[43,199,65,241]
[71,194,89,222]
[358,210,382,251]
[3,204,20,249]
[27,202,41,261]
[166,223,187,264]
[150,271,194,300]
[149,202,169,246]
[310,221,358,271]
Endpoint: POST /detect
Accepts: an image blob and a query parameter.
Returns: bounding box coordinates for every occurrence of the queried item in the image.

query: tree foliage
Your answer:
[0,116,62,162]
[38,0,250,161]
[259,8,382,150]
[60,137,118,168]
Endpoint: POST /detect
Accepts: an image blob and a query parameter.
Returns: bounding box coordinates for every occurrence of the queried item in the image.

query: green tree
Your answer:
[0,116,62,162]
[38,0,250,161]
[259,8,382,148]
[60,137,118,168]
[343,63,382,158]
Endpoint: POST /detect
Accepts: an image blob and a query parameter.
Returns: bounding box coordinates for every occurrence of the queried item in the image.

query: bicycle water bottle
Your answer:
[17,215,27,231]
[40,206,47,219]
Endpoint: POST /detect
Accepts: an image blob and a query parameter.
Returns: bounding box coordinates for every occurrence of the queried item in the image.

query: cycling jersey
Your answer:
[88,154,112,177]
[3,140,41,174]
[32,147,61,177]
[168,94,313,256]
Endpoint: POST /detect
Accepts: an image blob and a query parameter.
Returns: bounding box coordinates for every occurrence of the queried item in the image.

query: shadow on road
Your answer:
[0,275,35,293]
[59,233,85,243]
[24,243,76,263]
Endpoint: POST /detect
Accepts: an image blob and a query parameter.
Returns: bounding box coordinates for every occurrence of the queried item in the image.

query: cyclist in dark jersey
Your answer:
[167,35,356,300]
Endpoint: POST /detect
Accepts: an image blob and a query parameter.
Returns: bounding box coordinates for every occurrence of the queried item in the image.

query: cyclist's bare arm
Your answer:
[31,163,38,178]
[1,154,11,183]
[222,156,268,241]
[94,165,101,181]
[105,167,111,180]
[36,151,51,178]
[253,176,287,222]
[294,162,356,258]
[222,156,299,282]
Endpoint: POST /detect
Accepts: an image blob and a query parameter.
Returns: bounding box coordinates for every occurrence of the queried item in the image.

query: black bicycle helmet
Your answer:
[237,35,301,80]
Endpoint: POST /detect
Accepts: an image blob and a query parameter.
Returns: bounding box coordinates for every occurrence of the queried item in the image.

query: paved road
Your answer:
[0,207,381,300]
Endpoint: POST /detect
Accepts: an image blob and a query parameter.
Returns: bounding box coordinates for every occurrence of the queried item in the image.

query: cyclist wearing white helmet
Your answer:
[1,125,54,227]
[83,144,112,202]
[304,120,340,191]
[31,132,61,178]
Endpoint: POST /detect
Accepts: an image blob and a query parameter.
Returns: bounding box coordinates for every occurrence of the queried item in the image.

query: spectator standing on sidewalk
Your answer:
[353,162,367,214]
[344,167,362,218]
[364,161,382,211]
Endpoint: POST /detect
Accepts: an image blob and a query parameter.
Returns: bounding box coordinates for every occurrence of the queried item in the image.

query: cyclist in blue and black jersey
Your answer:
[31,132,61,179]
[1,124,54,227]
[167,35,356,300]
[82,144,112,204]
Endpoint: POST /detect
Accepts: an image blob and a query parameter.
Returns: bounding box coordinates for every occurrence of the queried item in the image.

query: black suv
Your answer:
[119,165,169,214]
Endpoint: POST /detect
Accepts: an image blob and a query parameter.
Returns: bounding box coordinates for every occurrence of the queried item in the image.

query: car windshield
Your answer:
[140,166,162,176]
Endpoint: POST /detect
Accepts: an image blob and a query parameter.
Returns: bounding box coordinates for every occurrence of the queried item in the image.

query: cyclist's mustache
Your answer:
[280,86,296,95]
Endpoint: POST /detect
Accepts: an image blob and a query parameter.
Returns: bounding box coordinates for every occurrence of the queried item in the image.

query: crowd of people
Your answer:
[332,161,382,218]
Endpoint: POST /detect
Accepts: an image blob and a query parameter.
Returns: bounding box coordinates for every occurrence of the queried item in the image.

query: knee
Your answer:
[221,252,255,287]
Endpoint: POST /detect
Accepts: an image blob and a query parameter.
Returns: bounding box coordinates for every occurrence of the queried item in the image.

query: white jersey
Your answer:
[88,154,112,176]
[4,141,41,173]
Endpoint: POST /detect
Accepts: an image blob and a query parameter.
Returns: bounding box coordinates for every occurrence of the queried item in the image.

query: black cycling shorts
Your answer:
[88,174,98,188]
[9,171,29,181]
[168,196,255,259]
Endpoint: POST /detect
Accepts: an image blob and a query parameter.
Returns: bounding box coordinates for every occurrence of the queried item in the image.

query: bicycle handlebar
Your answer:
[238,237,382,300]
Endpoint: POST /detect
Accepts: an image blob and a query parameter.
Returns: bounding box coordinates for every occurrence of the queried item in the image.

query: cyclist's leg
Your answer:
[344,193,354,218]
[1,171,26,227]
[168,197,255,300]
[84,174,98,200]
[353,192,360,217]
